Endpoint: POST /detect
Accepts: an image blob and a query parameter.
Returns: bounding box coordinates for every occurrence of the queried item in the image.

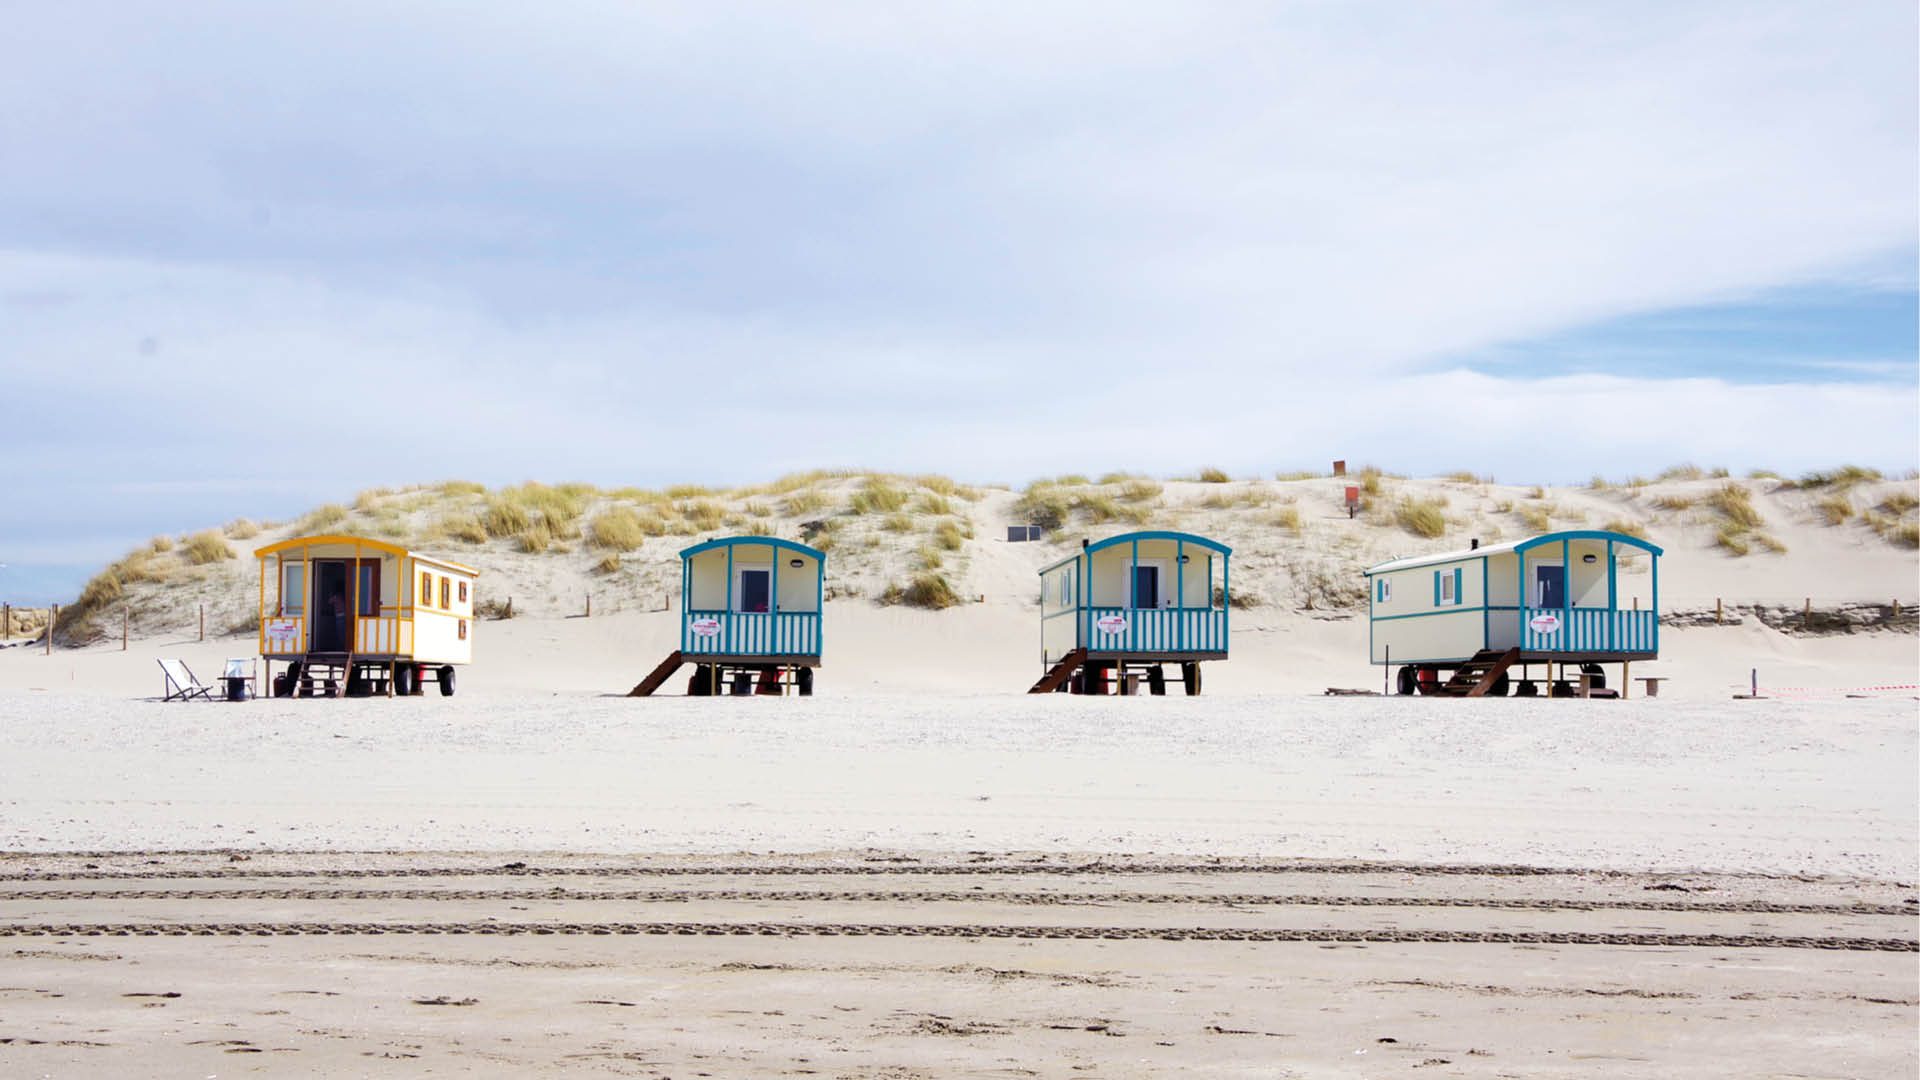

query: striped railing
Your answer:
[1083,606,1227,654]
[1516,607,1658,653]
[683,609,822,657]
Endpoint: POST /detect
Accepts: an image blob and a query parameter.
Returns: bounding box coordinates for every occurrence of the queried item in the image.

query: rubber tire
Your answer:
[1396,665,1418,696]
[1514,679,1539,697]
[1579,663,1607,690]
[796,666,814,696]
[394,664,416,697]
[688,665,714,696]
[345,667,370,697]
[1147,666,1167,696]
[1486,672,1511,698]
[438,665,456,696]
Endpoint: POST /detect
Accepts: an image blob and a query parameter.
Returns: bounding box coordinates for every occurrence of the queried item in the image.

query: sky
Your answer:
[1,2,1916,602]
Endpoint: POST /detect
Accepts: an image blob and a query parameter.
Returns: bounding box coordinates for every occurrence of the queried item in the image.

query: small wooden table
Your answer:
[1635,676,1669,698]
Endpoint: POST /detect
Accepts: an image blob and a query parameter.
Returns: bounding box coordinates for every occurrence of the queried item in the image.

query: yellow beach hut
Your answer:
[255,534,478,697]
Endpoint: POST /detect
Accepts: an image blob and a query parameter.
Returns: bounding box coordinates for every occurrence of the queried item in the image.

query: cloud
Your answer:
[0,1,1914,597]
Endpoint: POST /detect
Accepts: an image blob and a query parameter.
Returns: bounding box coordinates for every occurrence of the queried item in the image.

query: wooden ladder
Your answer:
[628,651,687,697]
[1439,647,1520,698]
[300,652,352,698]
[1028,648,1088,694]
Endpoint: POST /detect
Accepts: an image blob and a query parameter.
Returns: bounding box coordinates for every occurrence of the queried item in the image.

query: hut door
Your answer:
[736,567,772,613]
[311,560,352,652]
[1534,565,1565,609]
[1130,565,1161,609]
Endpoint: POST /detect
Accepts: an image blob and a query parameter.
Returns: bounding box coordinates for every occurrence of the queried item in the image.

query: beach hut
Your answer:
[1362,529,1662,697]
[1029,530,1232,695]
[255,535,478,697]
[629,536,825,697]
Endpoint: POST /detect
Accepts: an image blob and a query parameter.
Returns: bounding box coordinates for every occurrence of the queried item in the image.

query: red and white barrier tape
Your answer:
[1752,684,1919,697]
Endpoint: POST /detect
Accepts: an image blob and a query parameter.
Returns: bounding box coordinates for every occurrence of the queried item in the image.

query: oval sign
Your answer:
[1095,614,1129,635]
[1528,612,1562,634]
[689,617,722,638]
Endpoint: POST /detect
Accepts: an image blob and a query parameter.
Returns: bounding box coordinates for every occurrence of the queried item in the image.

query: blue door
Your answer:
[1534,565,1565,609]
[738,569,771,613]
[1132,565,1160,609]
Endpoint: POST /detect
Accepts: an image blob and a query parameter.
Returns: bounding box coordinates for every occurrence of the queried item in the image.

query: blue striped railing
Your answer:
[1515,607,1657,653]
[683,610,822,657]
[1083,606,1227,654]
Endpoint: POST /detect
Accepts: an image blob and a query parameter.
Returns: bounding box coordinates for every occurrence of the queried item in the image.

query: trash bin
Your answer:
[224,676,248,702]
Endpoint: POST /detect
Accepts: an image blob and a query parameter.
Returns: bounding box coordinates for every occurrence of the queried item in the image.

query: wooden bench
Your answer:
[1634,676,1670,698]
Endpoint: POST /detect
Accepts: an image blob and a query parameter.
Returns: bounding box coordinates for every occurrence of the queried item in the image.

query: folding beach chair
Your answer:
[158,658,217,701]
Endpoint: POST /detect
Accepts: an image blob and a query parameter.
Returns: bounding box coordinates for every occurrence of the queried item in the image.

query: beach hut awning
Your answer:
[251,534,479,576]
[1038,530,1231,575]
[1364,529,1663,576]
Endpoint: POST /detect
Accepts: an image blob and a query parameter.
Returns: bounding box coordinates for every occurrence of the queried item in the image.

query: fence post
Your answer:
[585,593,592,618]
[2,602,9,641]
[199,604,205,642]
[47,604,55,654]
[1714,598,1722,625]
[505,596,513,619]
[1803,597,1811,622]
[123,608,129,651]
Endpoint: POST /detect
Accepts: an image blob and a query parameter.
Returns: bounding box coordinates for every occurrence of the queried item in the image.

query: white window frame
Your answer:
[1440,571,1456,605]
[281,561,306,615]
[1377,578,1392,604]
[733,562,774,613]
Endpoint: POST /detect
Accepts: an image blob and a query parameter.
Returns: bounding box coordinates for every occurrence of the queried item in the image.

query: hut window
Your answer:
[282,563,306,615]
[421,571,433,610]
[440,576,451,609]
[458,619,468,641]
[458,581,468,604]
[1375,578,1390,603]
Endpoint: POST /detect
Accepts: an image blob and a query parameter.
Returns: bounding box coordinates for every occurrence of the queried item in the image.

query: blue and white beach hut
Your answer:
[1030,530,1232,695]
[629,536,826,696]
[1363,529,1662,697]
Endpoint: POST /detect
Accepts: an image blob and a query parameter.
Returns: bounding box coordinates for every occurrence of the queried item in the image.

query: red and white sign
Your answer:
[1528,612,1562,634]
[265,618,300,648]
[1095,614,1130,635]
[689,617,722,638]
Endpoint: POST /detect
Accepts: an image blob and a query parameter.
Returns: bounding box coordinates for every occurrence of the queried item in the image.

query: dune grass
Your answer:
[1117,478,1162,503]
[594,553,621,574]
[1517,503,1552,533]
[1273,470,1321,482]
[1704,483,1763,530]
[480,497,530,539]
[432,514,488,544]
[916,545,943,570]
[912,493,954,516]
[1393,496,1448,539]
[1196,466,1232,483]
[1602,518,1648,540]
[149,535,175,553]
[680,500,727,532]
[1798,465,1883,489]
[848,479,910,515]
[438,480,487,497]
[517,520,553,554]
[1650,494,1696,512]
[181,530,235,565]
[223,518,260,540]
[297,504,350,534]
[783,488,832,517]
[880,572,962,610]
[1272,505,1302,534]
[1878,491,1918,515]
[882,513,914,533]
[1814,494,1853,526]
[933,519,968,551]
[588,507,651,552]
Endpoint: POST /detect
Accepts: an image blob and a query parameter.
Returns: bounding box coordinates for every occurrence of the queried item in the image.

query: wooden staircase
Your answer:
[299,652,352,698]
[1028,649,1087,694]
[1436,648,1519,698]
[628,651,686,697]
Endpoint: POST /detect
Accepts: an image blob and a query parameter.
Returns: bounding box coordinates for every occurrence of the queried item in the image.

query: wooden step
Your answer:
[628,651,687,697]
[1439,648,1520,698]
[1028,649,1087,694]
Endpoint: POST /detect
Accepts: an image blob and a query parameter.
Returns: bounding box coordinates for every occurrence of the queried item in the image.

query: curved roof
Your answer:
[252,535,479,575]
[1040,530,1231,575]
[1365,529,1663,576]
[679,536,826,563]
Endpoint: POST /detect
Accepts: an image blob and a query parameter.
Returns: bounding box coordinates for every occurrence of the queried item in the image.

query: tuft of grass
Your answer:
[912,493,954,516]
[298,504,350,534]
[352,487,393,512]
[1890,522,1920,548]
[1651,494,1696,512]
[589,507,651,552]
[1587,475,1611,490]
[1753,533,1788,554]
[916,545,944,570]
[362,512,411,542]
[181,530,235,565]
[1443,470,1488,484]
[882,513,915,533]
[149,535,175,553]
[1798,465,1883,489]
[1117,478,1163,503]
[1602,518,1648,540]
[1358,467,1386,497]
[1878,491,1918,515]
[481,497,530,539]
[783,488,832,517]
[594,553,621,574]
[1517,503,1552,533]
[1814,494,1853,526]
[848,479,910,515]
[880,572,961,610]
[933,519,968,551]
[744,501,773,518]
[1012,485,1071,531]
[1704,483,1763,530]
[1657,463,1707,482]
[439,480,487,497]
[914,474,978,500]
[1714,526,1751,556]
[1393,496,1448,539]
[1196,466,1231,483]
[433,514,488,544]
[681,500,727,532]
[1273,470,1321,481]
[518,520,552,554]
[1272,505,1302,534]
[1747,469,1781,481]
[223,518,260,540]
[665,483,717,499]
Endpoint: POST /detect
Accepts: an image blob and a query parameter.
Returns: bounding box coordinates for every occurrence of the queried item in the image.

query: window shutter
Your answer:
[1452,568,1462,606]
[1432,571,1440,606]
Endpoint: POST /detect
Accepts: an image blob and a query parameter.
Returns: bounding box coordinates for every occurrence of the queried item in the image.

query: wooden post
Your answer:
[47,604,55,654]
[585,593,592,618]
[1803,597,1811,622]
[1893,598,1901,618]
[504,596,513,620]
[1714,598,1722,625]
[122,608,128,651]
[1622,660,1631,700]
[1751,668,1758,697]
[2,602,9,641]
[199,604,205,641]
